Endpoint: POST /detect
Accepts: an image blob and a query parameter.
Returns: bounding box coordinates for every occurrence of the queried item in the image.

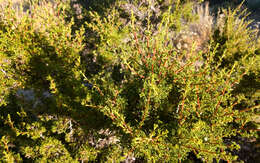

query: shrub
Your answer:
[0,0,259,162]
[0,0,86,162]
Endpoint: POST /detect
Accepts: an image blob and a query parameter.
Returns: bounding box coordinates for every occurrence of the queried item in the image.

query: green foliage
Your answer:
[0,0,259,162]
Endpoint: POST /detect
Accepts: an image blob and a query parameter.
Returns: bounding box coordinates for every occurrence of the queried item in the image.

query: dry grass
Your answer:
[173,2,213,54]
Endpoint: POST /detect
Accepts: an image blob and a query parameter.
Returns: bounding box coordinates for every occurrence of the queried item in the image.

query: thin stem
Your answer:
[196,85,201,116]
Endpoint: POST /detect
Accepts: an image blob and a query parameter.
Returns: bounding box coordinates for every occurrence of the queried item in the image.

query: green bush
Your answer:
[0,0,259,162]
